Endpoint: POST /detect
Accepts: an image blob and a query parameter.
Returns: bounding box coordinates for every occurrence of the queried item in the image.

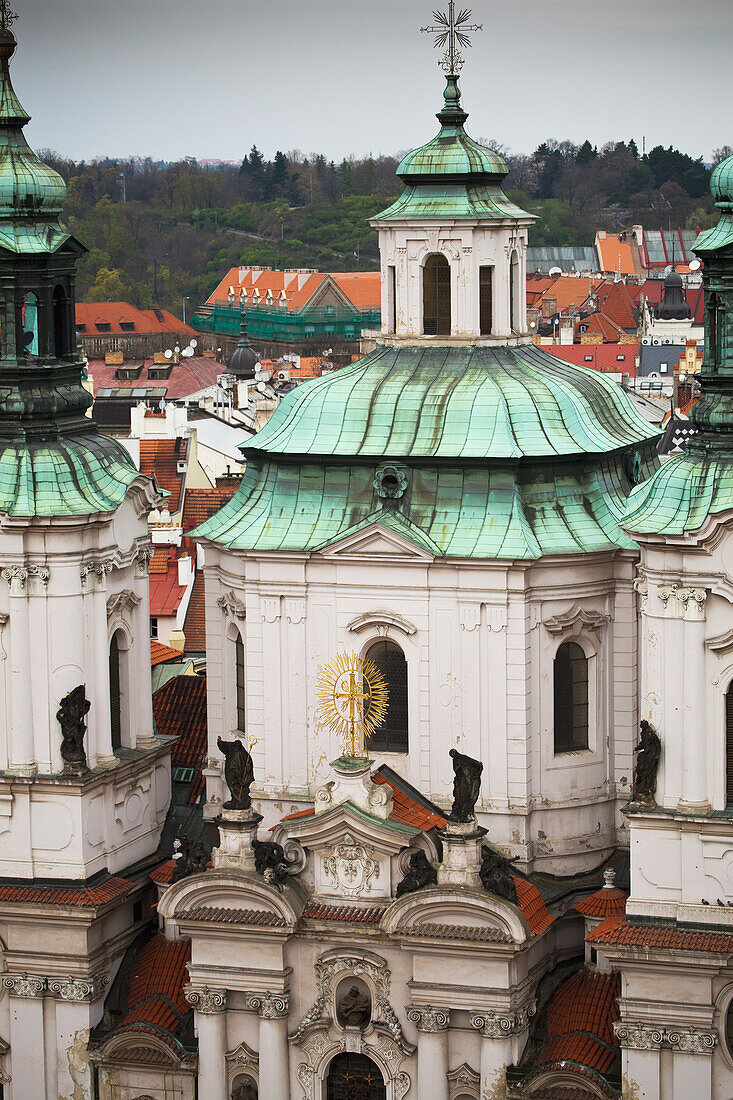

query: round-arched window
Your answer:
[366,640,408,754]
[423,253,451,335]
[553,641,588,753]
[326,1052,385,1100]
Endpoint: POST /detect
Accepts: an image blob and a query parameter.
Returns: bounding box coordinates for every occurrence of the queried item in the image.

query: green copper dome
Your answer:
[376,75,529,225]
[193,345,660,559]
[0,29,67,222]
[710,153,733,205]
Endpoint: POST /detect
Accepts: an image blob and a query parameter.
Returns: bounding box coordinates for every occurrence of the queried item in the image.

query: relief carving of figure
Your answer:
[449,748,483,822]
[57,685,91,773]
[631,720,662,804]
[395,849,437,897]
[217,735,255,810]
[337,984,371,1028]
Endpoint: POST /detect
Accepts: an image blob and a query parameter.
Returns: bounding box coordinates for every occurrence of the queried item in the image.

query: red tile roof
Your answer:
[181,486,239,533]
[150,859,176,886]
[151,639,184,667]
[514,876,555,936]
[543,343,638,375]
[592,280,638,331]
[0,876,133,907]
[576,312,624,343]
[76,302,197,339]
[536,968,621,1077]
[149,546,170,574]
[119,933,191,1043]
[183,573,206,653]
[595,233,639,277]
[587,916,733,954]
[149,550,187,617]
[372,771,447,830]
[139,439,188,512]
[207,269,381,313]
[153,674,207,804]
[88,356,221,400]
[303,902,386,922]
[576,886,628,920]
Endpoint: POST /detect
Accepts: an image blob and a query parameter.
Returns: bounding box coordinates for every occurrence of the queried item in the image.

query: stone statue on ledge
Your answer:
[631,720,662,804]
[252,837,289,888]
[217,735,255,810]
[479,845,518,904]
[449,748,483,822]
[57,685,91,774]
[172,834,209,882]
[396,849,438,897]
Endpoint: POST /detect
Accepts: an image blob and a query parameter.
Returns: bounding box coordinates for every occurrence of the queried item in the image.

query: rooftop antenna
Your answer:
[421,2,482,74]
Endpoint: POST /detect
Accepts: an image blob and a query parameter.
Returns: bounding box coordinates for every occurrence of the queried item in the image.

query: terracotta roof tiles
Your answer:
[150,859,176,886]
[181,486,238,533]
[543,344,638,375]
[372,771,447,830]
[139,439,188,511]
[182,573,206,653]
[0,876,133,908]
[89,356,221,400]
[576,886,628,919]
[587,916,733,954]
[153,674,207,803]
[149,546,170,574]
[148,549,187,617]
[175,906,287,926]
[118,934,192,1043]
[535,968,621,1078]
[151,639,184,667]
[303,902,386,923]
[513,876,555,936]
[76,302,197,339]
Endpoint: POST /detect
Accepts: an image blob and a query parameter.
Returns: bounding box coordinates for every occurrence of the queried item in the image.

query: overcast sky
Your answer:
[15,0,732,164]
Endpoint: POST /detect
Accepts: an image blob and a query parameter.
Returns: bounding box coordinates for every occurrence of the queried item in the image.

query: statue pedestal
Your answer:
[212,808,263,873]
[437,820,485,889]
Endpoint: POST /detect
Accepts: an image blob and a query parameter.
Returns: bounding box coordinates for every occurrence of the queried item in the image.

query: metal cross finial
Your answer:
[0,1,18,30]
[421,2,482,74]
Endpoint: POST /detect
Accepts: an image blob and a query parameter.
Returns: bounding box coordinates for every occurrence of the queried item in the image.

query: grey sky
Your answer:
[16,0,733,163]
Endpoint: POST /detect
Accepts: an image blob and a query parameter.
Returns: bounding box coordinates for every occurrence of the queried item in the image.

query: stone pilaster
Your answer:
[185,985,228,1100]
[246,992,290,1100]
[471,1005,535,1096]
[407,1006,450,1100]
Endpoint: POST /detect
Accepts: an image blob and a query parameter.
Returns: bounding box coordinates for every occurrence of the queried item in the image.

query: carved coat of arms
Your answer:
[323,834,379,897]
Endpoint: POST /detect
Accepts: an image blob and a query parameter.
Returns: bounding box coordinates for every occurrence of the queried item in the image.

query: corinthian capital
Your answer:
[184,983,227,1014]
[471,1003,535,1038]
[406,1005,450,1032]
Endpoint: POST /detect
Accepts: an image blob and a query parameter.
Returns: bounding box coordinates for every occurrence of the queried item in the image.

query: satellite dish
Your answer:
[164,349,173,360]
[549,266,562,276]
[689,259,701,272]
[190,339,198,348]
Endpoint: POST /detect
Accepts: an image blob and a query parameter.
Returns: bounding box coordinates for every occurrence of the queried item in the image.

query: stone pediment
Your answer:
[273,801,418,902]
[157,869,302,932]
[316,513,439,562]
[380,884,530,946]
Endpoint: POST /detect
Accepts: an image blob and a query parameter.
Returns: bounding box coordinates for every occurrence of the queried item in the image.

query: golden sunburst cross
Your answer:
[421,2,482,75]
[317,651,389,759]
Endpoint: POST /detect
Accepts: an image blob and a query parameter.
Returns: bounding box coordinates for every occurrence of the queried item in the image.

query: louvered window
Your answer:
[109,633,122,751]
[236,633,246,732]
[480,266,493,335]
[423,254,451,335]
[366,640,408,754]
[721,682,726,805]
[554,641,589,753]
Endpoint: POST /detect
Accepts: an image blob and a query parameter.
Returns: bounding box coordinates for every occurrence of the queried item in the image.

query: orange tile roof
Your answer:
[151,639,184,667]
[150,859,176,886]
[543,344,638,375]
[149,546,171,574]
[593,280,638,331]
[139,439,188,512]
[153,674,207,804]
[587,916,733,954]
[331,272,381,309]
[576,887,628,920]
[536,968,620,1077]
[0,876,133,907]
[119,934,192,1042]
[577,312,623,342]
[183,573,206,653]
[207,268,380,312]
[303,902,386,922]
[534,276,603,314]
[513,876,555,936]
[76,302,197,339]
[372,770,447,831]
[182,486,238,533]
[148,550,187,617]
[595,234,638,276]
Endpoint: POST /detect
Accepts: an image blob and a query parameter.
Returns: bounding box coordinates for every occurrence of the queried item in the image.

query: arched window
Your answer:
[53,284,69,360]
[510,250,519,332]
[235,633,246,732]
[366,639,408,753]
[326,1052,385,1100]
[423,253,451,335]
[721,682,726,805]
[553,641,588,753]
[109,632,122,751]
[479,266,493,335]
[21,291,38,357]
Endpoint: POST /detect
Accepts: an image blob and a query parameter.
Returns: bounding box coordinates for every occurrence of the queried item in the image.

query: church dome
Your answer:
[0,28,67,219]
[710,153,733,206]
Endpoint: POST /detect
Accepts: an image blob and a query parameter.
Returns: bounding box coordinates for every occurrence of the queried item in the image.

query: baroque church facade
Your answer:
[0,10,733,1100]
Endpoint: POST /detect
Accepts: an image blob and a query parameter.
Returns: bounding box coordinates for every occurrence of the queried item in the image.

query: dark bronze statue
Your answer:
[252,837,289,888]
[337,984,371,1028]
[479,845,518,904]
[449,748,483,822]
[217,735,255,810]
[631,719,662,804]
[396,849,437,897]
[172,834,209,882]
[57,685,91,773]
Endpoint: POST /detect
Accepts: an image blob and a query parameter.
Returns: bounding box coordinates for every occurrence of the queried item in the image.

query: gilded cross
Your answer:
[421,2,482,74]
[0,1,17,30]
[334,670,370,757]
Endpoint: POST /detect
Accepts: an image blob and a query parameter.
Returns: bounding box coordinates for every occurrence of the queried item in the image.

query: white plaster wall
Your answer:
[374,220,532,341]
[204,543,639,874]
